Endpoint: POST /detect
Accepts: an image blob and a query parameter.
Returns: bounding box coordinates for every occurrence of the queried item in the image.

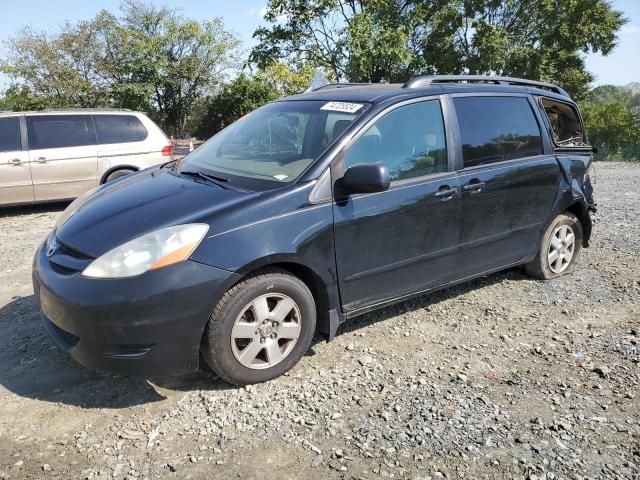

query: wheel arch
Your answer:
[100,165,139,184]
[232,259,337,341]
[565,200,592,247]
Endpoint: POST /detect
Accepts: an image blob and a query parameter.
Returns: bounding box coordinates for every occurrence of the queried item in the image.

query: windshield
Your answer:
[179,100,366,185]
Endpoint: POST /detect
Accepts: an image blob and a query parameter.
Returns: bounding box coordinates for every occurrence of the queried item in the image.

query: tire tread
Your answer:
[202,268,313,385]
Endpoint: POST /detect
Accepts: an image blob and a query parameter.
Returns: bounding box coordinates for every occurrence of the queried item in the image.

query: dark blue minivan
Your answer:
[33,76,596,385]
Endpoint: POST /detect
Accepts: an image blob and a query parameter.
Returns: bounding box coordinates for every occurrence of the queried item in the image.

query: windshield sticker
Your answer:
[273,174,289,181]
[320,102,364,113]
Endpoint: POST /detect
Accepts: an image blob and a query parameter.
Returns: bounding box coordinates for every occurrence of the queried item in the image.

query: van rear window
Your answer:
[454,96,544,168]
[94,115,148,144]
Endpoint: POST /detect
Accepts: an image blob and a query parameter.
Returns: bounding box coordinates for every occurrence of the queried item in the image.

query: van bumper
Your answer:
[32,242,241,377]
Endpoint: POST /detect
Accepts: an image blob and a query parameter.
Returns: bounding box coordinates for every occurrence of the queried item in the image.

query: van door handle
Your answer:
[462,180,486,193]
[9,158,22,166]
[35,157,48,163]
[434,185,457,200]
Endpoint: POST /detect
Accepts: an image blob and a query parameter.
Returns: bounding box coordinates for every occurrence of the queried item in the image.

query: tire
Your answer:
[201,268,316,385]
[104,168,135,183]
[525,212,583,280]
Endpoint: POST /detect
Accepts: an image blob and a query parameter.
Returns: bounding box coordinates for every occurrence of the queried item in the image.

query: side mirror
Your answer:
[341,163,390,194]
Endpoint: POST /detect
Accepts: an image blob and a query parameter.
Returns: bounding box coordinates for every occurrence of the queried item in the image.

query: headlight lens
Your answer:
[82,224,209,279]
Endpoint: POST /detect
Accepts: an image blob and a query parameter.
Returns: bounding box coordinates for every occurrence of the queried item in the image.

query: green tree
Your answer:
[255,62,317,95]
[193,63,315,139]
[251,0,423,82]
[2,22,110,108]
[252,0,626,98]
[581,100,640,160]
[1,0,240,136]
[195,74,280,140]
[0,84,49,111]
[414,0,625,100]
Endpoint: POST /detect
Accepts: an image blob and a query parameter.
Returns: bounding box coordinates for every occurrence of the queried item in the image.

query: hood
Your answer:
[56,168,256,258]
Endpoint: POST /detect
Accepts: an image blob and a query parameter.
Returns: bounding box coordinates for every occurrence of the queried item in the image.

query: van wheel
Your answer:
[525,212,583,280]
[201,268,316,385]
[104,168,135,183]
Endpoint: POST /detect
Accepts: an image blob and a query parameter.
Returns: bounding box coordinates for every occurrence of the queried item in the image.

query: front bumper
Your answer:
[32,242,241,376]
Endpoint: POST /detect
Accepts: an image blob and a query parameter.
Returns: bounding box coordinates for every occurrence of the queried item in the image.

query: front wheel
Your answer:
[525,212,583,280]
[201,268,316,385]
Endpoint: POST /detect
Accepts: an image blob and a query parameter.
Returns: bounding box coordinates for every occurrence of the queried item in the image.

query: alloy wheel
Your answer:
[547,224,576,274]
[230,293,302,369]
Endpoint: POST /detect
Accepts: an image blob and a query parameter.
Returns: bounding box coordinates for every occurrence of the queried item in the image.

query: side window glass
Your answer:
[344,100,448,182]
[540,98,587,146]
[27,115,96,149]
[454,96,543,168]
[0,117,22,152]
[94,115,148,144]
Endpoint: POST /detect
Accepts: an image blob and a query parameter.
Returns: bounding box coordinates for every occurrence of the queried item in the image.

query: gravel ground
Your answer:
[0,162,638,480]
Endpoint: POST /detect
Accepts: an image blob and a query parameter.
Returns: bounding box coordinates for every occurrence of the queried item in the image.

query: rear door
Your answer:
[27,114,98,201]
[0,116,33,205]
[93,114,151,177]
[450,94,560,277]
[332,97,461,312]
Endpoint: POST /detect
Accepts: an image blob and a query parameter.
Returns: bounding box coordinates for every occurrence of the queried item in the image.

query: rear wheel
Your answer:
[525,212,583,280]
[104,168,135,183]
[201,268,316,385]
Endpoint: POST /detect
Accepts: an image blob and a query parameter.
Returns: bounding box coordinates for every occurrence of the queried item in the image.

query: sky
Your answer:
[0,0,638,88]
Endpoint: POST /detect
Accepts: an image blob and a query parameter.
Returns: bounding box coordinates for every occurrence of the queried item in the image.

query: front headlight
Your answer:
[82,224,209,279]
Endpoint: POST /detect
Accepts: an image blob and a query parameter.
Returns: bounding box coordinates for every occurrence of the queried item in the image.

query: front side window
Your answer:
[27,115,96,149]
[454,96,543,168]
[0,117,22,152]
[180,100,366,184]
[94,115,148,144]
[344,100,448,181]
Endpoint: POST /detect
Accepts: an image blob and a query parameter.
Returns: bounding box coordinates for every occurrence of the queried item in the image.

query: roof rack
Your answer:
[403,75,569,97]
[312,82,377,91]
[41,107,133,112]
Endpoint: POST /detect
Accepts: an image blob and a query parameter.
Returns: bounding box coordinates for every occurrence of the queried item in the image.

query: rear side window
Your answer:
[0,117,22,152]
[94,115,148,144]
[540,98,586,146]
[27,115,96,149]
[454,96,543,168]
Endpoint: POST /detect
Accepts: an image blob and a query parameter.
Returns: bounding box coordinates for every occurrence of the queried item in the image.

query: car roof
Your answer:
[278,76,573,105]
[0,108,140,117]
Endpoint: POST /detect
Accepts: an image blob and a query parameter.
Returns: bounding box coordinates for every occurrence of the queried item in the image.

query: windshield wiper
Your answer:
[179,170,231,189]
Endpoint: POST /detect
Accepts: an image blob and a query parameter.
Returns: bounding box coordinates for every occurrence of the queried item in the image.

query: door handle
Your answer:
[462,180,486,193]
[434,185,457,200]
[9,158,22,166]
[35,157,48,163]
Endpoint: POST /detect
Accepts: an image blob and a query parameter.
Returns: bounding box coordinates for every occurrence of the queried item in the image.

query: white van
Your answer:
[0,109,173,206]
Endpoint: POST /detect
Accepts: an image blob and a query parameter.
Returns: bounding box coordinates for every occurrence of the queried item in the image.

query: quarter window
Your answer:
[94,115,148,144]
[344,100,448,182]
[0,117,22,152]
[27,115,96,149]
[454,96,543,168]
[540,98,586,146]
